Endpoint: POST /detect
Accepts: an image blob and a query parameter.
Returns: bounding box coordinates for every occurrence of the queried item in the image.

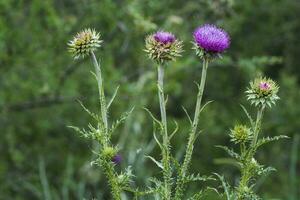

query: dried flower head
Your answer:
[246,77,279,108]
[145,31,183,65]
[68,28,102,59]
[229,124,252,144]
[193,24,230,60]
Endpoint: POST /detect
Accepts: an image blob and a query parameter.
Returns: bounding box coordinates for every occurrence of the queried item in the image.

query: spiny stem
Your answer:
[91,52,108,132]
[102,161,121,200]
[251,106,265,147]
[91,52,120,200]
[175,58,209,199]
[157,65,171,200]
[236,106,265,198]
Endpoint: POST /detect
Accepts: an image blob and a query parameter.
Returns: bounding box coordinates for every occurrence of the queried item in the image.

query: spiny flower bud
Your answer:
[246,77,279,108]
[229,124,252,144]
[68,28,102,59]
[193,24,230,60]
[144,31,183,65]
[101,146,117,160]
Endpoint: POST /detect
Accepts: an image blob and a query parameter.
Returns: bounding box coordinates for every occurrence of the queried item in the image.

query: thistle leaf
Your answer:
[256,135,289,149]
[216,145,241,161]
[240,104,254,127]
[169,120,179,139]
[107,85,120,110]
[77,100,100,121]
[214,173,232,200]
[143,107,163,129]
[110,107,134,134]
[182,106,192,125]
[199,100,214,114]
[146,156,164,169]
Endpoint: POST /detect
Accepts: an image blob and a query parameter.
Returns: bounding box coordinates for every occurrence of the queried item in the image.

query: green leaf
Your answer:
[146,155,163,169]
[110,107,134,134]
[240,104,254,127]
[77,100,100,122]
[216,145,241,161]
[256,135,289,149]
[107,85,120,110]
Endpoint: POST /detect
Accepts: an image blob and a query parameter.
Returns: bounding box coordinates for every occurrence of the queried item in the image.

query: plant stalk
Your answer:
[91,52,108,132]
[251,106,265,147]
[236,106,265,199]
[157,65,171,200]
[175,58,209,199]
[91,52,120,200]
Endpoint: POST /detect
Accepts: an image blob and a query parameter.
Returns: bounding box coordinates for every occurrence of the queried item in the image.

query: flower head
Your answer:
[229,124,252,144]
[145,31,183,65]
[68,28,102,59]
[112,154,122,165]
[154,31,176,44]
[193,24,230,59]
[246,77,279,108]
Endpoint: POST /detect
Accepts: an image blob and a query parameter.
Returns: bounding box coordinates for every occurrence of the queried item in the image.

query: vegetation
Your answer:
[0,0,299,199]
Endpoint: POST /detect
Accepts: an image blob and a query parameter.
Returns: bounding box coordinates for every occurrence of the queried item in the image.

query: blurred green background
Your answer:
[0,0,299,199]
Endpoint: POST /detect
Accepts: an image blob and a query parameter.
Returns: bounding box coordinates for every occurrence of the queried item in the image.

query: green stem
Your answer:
[102,161,121,200]
[174,58,209,199]
[251,106,265,147]
[91,52,120,200]
[91,52,108,132]
[236,106,265,198]
[157,65,171,200]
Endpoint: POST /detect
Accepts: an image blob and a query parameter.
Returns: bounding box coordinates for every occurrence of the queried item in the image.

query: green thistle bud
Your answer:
[68,28,102,59]
[229,124,252,144]
[101,146,117,160]
[246,77,279,108]
[144,31,183,65]
[237,186,260,200]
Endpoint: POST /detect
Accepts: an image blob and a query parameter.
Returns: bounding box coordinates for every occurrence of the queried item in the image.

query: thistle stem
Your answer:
[91,52,108,132]
[91,52,120,200]
[237,106,265,199]
[157,65,171,200]
[175,58,209,199]
[251,106,265,147]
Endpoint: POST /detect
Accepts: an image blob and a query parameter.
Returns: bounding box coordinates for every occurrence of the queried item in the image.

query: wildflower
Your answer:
[246,77,279,108]
[229,124,252,144]
[193,24,230,59]
[68,28,102,59]
[112,154,122,165]
[145,31,183,65]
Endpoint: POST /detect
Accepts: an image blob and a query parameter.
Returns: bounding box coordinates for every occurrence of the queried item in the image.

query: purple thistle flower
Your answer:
[193,24,230,53]
[154,31,176,44]
[112,154,122,165]
[259,82,271,90]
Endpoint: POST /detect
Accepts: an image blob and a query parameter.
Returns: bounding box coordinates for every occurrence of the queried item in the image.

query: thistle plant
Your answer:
[174,24,230,199]
[67,28,134,200]
[216,77,288,200]
[144,26,230,200]
[144,31,183,199]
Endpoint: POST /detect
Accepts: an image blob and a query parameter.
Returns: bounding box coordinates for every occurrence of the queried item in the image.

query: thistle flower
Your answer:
[112,154,122,165]
[246,77,279,108]
[229,124,252,144]
[193,24,230,59]
[145,31,183,65]
[68,28,102,59]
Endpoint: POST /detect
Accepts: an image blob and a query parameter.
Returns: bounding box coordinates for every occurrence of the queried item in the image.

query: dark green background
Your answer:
[0,0,299,199]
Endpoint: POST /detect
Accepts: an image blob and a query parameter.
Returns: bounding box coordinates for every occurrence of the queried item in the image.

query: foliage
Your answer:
[0,0,299,199]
